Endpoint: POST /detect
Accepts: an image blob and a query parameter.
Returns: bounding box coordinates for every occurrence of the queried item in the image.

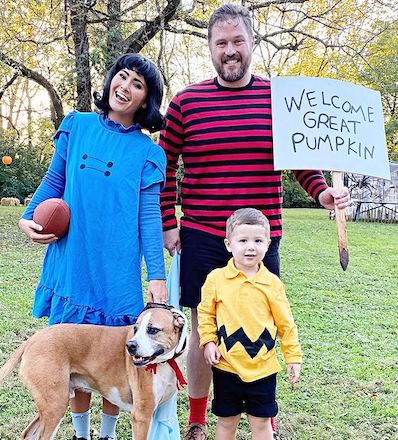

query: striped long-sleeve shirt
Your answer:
[159,75,328,238]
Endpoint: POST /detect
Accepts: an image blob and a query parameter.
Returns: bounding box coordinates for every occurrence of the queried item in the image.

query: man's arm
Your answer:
[159,95,184,255]
[294,170,350,210]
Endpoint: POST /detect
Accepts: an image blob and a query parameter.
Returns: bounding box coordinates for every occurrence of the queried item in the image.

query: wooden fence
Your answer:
[347,201,398,223]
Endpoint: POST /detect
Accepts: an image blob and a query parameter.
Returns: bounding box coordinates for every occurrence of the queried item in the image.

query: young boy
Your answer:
[197,208,302,440]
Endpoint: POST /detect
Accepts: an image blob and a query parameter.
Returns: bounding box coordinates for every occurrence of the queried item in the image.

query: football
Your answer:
[33,198,70,238]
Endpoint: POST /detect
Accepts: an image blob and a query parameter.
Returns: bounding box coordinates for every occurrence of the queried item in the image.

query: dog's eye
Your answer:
[133,325,138,333]
[147,327,160,335]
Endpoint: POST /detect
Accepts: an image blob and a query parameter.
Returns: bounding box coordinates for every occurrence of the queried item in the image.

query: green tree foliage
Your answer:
[0,134,49,201]
[282,171,316,208]
[358,22,398,162]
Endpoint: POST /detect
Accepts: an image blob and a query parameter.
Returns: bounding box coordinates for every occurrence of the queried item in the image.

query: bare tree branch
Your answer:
[183,16,207,29]
[0,73,18,101]
[89,0,147,24]
[0,113,21,138]
[15,35,72,46]
[164,25,206,39]
[122,0,182,53]
[0,51,64,128]
[249,0,308,9]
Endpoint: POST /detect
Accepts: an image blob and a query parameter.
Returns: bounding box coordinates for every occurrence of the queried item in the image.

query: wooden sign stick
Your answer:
[332,171,349,271]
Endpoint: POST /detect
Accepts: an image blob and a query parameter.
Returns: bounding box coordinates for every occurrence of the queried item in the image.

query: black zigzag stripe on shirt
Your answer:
[217,325,276,359]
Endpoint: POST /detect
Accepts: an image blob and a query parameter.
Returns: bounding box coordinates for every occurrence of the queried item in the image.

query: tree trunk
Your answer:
[106,0,123,70]
[68,0,92,111]
[26,79,33,148]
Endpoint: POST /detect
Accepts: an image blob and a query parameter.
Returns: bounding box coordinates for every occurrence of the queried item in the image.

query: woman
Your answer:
[19,53,168,440]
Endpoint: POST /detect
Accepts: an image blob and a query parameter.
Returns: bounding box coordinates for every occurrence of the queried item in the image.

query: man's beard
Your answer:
[216,60,249,83]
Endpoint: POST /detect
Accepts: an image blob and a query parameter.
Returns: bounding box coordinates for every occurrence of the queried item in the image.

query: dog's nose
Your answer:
[126,340,138,355]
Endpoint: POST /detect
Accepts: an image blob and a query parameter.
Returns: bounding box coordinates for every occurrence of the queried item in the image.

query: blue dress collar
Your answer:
[99,114,140,133]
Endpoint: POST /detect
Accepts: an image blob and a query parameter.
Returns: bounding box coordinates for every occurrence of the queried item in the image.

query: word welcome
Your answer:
[285,89,375,123]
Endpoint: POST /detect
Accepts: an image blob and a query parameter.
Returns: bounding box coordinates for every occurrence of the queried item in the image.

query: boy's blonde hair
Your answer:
[226,208,270,239]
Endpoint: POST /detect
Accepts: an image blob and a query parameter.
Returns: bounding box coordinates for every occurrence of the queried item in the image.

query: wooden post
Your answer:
[332,171,349,270]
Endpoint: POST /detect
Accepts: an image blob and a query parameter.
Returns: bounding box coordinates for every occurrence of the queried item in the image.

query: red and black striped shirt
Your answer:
[159,75,328,238]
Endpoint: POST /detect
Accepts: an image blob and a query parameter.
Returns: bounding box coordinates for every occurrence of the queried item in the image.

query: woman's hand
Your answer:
[147,279,168,304]
[18,218,57,244]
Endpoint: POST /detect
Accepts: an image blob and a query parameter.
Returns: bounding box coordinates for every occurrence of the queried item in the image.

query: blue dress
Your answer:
[23,111,166,326]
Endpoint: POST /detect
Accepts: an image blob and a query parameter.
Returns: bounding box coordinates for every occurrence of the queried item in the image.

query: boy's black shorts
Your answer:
[180,226,281,308]
[211,367,278,418]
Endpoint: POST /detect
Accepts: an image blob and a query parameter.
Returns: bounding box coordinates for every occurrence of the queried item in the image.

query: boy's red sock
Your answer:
[188,396,208,425]
[271,416,276,432]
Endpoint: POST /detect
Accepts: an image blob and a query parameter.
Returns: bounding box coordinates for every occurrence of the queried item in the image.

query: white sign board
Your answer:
[271,77,391,180]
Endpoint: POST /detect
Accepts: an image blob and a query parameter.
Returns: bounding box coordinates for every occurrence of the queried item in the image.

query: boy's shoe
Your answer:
[99,437,115,440]
[72,437,89,440]
[183,423,208,440]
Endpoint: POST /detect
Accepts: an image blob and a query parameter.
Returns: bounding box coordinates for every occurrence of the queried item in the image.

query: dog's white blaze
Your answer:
[133,312,156,356]
[106,387,133,412]
[152,363,180,406]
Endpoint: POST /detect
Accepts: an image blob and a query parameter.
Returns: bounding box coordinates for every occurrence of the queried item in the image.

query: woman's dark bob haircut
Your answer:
[94,53,165,133]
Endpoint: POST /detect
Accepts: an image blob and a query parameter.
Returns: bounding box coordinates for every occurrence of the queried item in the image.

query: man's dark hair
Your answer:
[208,3,253,41]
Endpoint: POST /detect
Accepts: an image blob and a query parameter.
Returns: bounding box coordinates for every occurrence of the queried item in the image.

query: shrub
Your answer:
[282,171,317,208]
[0,135,49,202]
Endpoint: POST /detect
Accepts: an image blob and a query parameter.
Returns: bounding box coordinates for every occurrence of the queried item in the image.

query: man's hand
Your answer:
[18,218,57,244]
[203,341,221,366]
[287,363,301,385]
[147,279,168,304]
[318,187,351,211]
[162,228,181,256]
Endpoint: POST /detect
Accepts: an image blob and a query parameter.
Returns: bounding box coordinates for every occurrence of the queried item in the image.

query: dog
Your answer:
[0,303,188,440]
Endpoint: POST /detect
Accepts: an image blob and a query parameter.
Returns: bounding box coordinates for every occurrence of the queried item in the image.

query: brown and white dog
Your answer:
[0,303,188,440]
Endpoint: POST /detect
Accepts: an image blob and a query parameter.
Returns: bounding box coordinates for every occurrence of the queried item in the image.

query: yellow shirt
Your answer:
[198,259,302,382]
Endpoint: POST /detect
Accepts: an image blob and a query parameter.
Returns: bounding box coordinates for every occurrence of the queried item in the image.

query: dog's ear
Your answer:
[173,312,185,329]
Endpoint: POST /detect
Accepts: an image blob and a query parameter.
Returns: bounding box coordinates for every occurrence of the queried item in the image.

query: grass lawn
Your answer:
[0,206,397,439]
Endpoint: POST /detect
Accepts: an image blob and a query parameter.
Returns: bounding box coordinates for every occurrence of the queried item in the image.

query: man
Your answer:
[159,4,350,440]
